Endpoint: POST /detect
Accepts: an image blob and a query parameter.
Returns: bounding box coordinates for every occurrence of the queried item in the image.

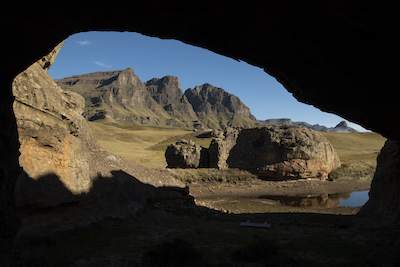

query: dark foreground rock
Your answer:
[359,139,400,223]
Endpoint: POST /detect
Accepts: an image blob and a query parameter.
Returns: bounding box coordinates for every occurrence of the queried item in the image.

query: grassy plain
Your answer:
[89,121,386,180]
[88,120,214,168]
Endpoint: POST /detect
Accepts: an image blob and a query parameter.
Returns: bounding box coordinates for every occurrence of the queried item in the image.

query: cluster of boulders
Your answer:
[166,126,340,180]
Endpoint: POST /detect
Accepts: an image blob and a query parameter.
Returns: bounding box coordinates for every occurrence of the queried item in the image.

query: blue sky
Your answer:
[48,31,366,131]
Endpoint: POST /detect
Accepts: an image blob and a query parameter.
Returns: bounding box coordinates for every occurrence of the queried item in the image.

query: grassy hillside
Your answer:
[320,132,386,161]
[320,132,386,179]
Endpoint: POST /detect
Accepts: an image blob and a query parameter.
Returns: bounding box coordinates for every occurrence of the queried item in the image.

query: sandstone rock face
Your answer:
[227,126,341,180]
[12,52,184,209]
[37,40,65,71]
[165,139,208,168]
[13,63,92,200]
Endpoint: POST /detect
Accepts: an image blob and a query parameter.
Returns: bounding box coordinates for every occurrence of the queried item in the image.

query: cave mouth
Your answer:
[12,29,383,205]
[1,3,399,265]
[36,31,382,204]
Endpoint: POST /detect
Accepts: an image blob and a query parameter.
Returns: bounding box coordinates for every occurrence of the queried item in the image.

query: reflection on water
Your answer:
[260,191,369,209]
[339,191,370,207]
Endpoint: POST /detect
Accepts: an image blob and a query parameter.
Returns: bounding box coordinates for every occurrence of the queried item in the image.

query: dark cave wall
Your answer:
[0,1,398,265]
[0,80,21,266]
[4,2,397,139]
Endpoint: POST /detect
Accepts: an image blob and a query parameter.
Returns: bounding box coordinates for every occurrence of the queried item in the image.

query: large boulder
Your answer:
[226,126,340,180]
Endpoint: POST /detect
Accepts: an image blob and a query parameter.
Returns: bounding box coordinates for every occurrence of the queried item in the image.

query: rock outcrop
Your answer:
[37,40,65,71]
[167,126,340,180]
[165,139,209,168]
[12,49,183,210]
[13,63,92,204]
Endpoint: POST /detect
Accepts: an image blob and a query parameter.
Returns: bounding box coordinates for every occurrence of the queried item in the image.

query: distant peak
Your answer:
[115,67,141,85]
[162,75,179,82]
[330,120,358,133]
[145,76,180,88]
[121,67,135,73]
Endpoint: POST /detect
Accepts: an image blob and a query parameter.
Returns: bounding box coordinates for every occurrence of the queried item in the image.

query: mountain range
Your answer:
[55,67,358,133]
[259,118,358,133]
[55,68,258,130]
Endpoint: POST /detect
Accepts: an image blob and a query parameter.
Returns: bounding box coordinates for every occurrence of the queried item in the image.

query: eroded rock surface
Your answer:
[208,128,240,170]
[168,126,340,180]
[13,63,92,201]
[12,47,184,212]
[165,139,209,168]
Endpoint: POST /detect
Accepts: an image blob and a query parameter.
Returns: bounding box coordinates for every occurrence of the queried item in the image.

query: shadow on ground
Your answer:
[12,170,400,267]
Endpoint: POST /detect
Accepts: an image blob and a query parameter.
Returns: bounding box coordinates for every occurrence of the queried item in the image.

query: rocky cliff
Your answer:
[145,76,198,128]
[184,83,258,129]
[55,68,170,124]
[56,70,259,130]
